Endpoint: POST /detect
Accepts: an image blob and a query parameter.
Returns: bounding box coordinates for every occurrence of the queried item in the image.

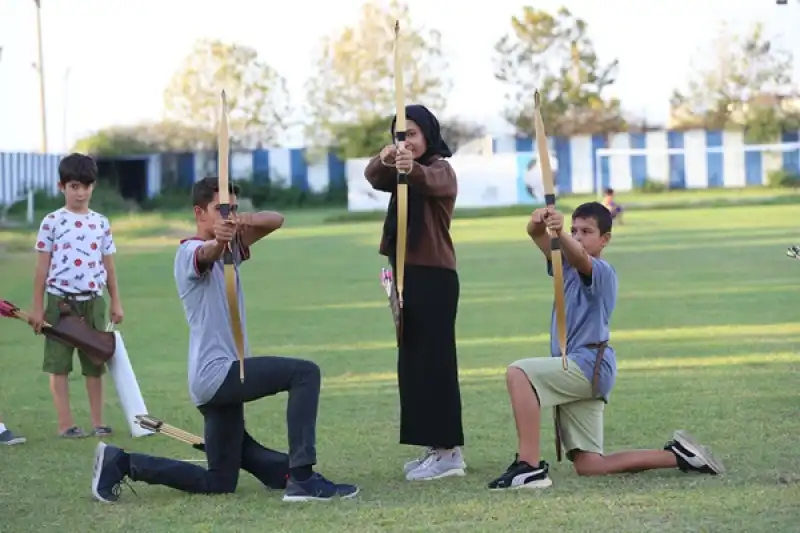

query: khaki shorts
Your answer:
[510,356,603,459]
[42,292,107,377]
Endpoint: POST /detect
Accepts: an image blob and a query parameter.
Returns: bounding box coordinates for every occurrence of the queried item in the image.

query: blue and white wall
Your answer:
[0,148,348,207]
[0,152,165,207]
[493,129,800,194]
[183,148,346,192]
[0,152,62,207]
[1,129,798,207]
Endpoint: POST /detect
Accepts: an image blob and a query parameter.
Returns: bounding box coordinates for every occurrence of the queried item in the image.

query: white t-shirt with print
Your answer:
[34,208,117,297]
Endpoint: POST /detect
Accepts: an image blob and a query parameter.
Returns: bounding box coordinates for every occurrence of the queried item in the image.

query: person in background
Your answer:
[602,188,624,225]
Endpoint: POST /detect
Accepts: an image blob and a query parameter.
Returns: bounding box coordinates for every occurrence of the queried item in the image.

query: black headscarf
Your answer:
[382,105,452,257]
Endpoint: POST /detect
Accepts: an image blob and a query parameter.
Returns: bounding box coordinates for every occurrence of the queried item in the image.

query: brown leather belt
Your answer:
[554,341,608,462]
[53,289,98,320]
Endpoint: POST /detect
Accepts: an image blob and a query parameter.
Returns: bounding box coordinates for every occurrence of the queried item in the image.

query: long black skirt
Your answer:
[396,264,464,449]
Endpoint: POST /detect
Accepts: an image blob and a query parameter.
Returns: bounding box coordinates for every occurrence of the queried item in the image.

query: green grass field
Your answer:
[1,204,799,533]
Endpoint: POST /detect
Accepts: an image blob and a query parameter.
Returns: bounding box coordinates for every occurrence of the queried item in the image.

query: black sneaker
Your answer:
[282,472,359,502]
[487,455,553,490]
[664,430,725,475]
[0,428,26,445]
[60,426,88,439]
[91,442,131,502]
[92,425,113,438]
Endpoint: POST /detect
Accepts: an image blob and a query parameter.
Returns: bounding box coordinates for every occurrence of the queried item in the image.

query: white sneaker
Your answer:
[403,447,435,475]
[406,448,466,481]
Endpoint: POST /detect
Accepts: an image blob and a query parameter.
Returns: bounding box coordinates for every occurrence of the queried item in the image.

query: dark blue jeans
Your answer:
[126,356,321,494]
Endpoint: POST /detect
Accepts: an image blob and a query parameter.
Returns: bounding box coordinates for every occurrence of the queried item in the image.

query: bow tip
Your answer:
[394,20,399,34]
[534,90,541,108]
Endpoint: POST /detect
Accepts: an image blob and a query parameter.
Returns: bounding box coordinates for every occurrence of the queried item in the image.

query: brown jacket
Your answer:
[364,155,457,271]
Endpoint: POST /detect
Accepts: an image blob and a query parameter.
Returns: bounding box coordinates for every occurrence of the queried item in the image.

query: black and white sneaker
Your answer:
[664,430,725,475]
[0,428,26,445]
[487,455,553,490]
[91,442,133,502]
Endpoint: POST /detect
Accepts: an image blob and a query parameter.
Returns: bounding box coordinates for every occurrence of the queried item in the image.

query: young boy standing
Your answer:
[28,153,123,438]
[89,177,359,503]
[487,202,725,490]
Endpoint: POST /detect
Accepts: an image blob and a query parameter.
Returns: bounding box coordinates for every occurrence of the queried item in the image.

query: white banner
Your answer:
[346,152,559,212]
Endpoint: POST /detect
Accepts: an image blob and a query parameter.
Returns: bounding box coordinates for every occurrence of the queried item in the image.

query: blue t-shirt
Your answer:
[547,254,618,400]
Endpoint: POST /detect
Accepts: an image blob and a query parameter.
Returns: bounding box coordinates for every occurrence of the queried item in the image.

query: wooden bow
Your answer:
[217,90,246,383]
[392,20,408,345]
[534,90,569,463]
[533,90,568,371]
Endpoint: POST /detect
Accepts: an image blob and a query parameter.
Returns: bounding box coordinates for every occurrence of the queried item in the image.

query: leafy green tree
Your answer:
[493,6,624,137]
[325,114,486,160]
[304,0,451,158]
[163,38,291,149]
[73,121,217,155]
[670,22,798,142]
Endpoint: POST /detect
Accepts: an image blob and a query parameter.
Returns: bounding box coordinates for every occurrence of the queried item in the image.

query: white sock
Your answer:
[0,423,7,433]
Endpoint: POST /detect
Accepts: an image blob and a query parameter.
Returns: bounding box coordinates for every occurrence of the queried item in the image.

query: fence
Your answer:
[1,129,798,212]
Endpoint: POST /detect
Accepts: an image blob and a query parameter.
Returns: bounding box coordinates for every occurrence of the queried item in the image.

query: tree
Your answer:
[439,118,487,152]
[493,6,625,137]
[324,114,486,161]
[304,0,451,158]
[163,38,291,149]
[73,121,217,155]
[670,21,798,140]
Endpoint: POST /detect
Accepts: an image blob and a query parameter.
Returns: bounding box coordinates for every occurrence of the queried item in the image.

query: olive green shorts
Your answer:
[42,293,107,377]
[509,356,604,459]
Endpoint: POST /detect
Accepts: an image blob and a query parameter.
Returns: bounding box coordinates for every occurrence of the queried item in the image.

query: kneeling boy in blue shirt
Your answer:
[488,202,724,490]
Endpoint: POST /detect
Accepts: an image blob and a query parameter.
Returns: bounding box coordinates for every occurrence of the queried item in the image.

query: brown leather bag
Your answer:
[44,301,116,366]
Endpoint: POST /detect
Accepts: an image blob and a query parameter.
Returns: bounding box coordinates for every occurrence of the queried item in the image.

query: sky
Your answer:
[0,0,798,154]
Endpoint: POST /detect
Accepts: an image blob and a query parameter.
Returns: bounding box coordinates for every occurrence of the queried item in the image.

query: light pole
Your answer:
[62,66,71,152]
[34,0,47,153]
[31,0,47,224]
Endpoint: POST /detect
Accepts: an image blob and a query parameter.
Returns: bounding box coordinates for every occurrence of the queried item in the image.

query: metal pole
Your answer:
[63,66,71,152]
[34,1,47,152]
[32,0,47,224]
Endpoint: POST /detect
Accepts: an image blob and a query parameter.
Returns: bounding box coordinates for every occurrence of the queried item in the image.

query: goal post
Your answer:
[593,141,800,196]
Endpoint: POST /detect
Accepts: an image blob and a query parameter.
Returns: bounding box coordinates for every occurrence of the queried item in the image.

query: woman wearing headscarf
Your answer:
[364,104,465,481]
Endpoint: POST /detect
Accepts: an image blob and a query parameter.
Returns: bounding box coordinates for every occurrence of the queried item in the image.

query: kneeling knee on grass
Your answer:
[506,361,606,474]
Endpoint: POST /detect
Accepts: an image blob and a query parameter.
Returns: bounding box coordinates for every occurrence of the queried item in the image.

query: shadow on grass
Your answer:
[317,350,800,393]
[284,280,800,313]
[247,321,800,356]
